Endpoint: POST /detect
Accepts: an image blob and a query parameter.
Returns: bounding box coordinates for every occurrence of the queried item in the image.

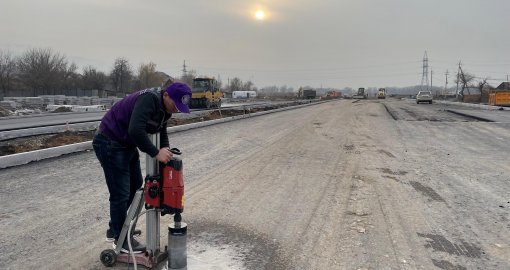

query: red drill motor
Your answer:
[144,148,184,215]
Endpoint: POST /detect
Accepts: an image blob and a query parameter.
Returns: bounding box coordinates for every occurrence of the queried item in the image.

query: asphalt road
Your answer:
[0,98,509,269]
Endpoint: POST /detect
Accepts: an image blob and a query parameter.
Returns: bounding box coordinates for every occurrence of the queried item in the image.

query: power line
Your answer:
[284,72,422,81]
[163,60,422,73]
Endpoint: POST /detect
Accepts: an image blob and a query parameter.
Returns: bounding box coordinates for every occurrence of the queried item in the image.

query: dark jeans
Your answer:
[92,133,143,240]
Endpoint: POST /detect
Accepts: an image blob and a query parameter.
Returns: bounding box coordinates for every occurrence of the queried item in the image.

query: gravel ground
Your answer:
[0,98,509,269]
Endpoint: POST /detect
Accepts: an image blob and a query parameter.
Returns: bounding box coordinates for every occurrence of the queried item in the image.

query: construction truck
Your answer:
[377,88,386,99]
[302,89,317,99]
[325,91,341,99]
[190,77,222,108]
[353,88,368,99]
[488,90,510,106]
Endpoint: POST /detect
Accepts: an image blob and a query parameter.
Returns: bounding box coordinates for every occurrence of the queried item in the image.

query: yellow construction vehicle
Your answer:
[190,77,222,108]
[378,88,386,99]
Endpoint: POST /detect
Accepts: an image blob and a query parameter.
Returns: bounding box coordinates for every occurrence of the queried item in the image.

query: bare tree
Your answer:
[229,77,242,91]
[478,77,490,103]
[260,85,278,96]
[17,48,68,95]
[61,62,81,93]
[260,85,295,99]
[455,66,475,97]
[297,87,303,98]
[215,78,223,90]
[279,85,292,93]
[0,50,17,99]
[110,58,133,93]
[242,80,254,91]
[137,62,160,89]
[83,66,107,91]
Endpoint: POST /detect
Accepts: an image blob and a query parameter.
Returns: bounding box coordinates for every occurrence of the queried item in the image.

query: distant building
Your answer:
[496,82,510,90]
[232,91,257,99]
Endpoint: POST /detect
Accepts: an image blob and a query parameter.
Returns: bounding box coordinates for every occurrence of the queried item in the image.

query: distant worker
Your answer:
[92,79,192,253]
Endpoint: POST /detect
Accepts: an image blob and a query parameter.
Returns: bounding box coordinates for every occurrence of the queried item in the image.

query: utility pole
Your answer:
[456,61,461,99]
[444,70,449,99]
[430,68,433,91]
[182,60,187,77]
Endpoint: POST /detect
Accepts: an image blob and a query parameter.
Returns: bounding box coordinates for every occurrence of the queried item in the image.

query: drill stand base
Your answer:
[116,251,168,269]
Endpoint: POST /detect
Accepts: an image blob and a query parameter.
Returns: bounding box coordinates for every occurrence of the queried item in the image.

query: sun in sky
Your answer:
[255,9,266,20]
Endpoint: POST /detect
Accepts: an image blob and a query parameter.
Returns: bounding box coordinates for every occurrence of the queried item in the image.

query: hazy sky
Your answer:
[1,0,509,89]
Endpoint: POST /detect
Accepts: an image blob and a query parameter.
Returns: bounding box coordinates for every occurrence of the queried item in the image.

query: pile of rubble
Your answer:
[0,131,94,156]
[3,95,123,110]
[0,106,12,117]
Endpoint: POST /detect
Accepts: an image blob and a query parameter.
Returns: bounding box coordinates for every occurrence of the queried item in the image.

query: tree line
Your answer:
[0,48,170,99]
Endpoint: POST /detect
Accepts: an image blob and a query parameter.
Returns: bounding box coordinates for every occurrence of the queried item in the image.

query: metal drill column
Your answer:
[146,133,161,254]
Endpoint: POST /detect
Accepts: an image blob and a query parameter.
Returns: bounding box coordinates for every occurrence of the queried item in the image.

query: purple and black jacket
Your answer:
[99,88,171,157]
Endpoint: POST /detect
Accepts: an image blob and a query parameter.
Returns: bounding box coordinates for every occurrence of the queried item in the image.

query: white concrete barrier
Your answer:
[0,142,92,169]
[0,122,100,141]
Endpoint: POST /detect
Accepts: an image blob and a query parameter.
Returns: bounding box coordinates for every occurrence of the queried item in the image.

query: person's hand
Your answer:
[155,148,172,163]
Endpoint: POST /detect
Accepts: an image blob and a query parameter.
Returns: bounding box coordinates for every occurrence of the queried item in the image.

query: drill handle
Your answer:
[169,148,182,155]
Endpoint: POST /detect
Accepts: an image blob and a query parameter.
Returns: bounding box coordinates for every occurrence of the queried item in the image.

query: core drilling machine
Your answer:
[100,134,187,269]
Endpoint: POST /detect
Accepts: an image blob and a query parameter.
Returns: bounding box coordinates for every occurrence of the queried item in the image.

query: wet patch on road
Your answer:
[400,107,422,120]
[346,210,369,217]
[409,181,445,202]
[378,149,396,158]
[188,220,290,270]
[379,168,407,175]
[344,144,355,150]
[432,259,467,270]
[343,144,361,154]
[417,233,484,258]
[399,107,442,121]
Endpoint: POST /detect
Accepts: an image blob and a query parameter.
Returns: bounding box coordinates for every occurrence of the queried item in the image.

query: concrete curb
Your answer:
[0,122,101,141]
[0,141,92,169]
[403,98,508,111]
[434,100,508,111]
[0,110,104,120]
[445,109,494,122]
[0,101,324,169]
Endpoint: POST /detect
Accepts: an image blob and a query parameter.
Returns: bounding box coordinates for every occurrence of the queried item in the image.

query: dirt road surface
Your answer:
[1,99,509,269]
